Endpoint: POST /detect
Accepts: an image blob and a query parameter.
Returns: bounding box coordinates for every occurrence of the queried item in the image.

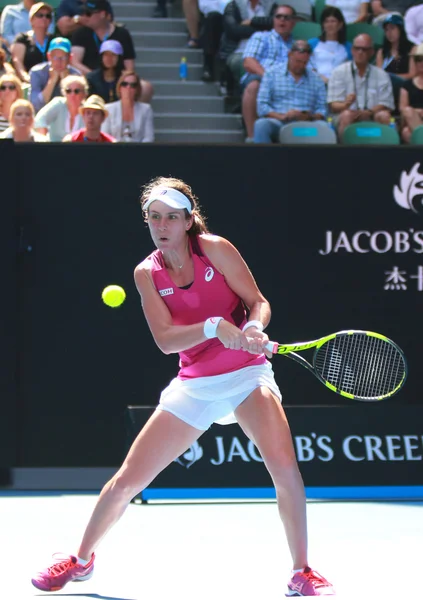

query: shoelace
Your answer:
[46,554,78,577]
[302,568,331,589]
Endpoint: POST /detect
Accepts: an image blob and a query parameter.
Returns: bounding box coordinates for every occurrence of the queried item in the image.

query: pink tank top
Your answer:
[148,235,266,379]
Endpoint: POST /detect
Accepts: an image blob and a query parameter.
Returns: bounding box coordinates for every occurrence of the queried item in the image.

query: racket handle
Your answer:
[265,341,279,354]
[246,337,278,354]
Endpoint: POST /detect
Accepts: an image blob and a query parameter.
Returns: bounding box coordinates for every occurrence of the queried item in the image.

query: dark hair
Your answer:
[140,176,209,237]
[272,3,297,17]
[319,6,346,44]
[101,51,124,76]
[382,21,413,59]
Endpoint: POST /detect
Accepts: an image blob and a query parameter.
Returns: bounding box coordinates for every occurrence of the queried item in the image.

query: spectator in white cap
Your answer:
[86,39,124,103]
[11,2,54,84]
[34,73,87,140]
[63,93,116,141]
[102,70,154,142]
[29,36,81,112]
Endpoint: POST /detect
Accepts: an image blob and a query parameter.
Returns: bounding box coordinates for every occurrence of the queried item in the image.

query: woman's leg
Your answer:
[77,410,203,559]
[234,387,307,569]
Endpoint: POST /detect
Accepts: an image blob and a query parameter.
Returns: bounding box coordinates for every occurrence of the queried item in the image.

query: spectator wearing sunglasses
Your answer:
[86,39,124,103]
[63,93,115,141]
[399,43,423,141]
[241,4,296,141]
[11,2,54,84]
[34,74,86,140]
[29,36,81,112]
[102,70,154,142]
[0,0,54,48]
[254,41,328,142]
[0,73,23,133]
[327,33,394,137]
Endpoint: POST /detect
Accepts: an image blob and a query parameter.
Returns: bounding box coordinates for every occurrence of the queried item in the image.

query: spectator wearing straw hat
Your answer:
[63,93,115,141]
[86,39,124,103]
[29,36,81,112]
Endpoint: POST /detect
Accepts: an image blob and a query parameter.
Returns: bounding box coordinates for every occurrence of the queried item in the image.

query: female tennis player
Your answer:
[31,177,335,597]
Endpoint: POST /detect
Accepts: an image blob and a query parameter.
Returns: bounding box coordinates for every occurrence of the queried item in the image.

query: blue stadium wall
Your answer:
[1,141,422,498]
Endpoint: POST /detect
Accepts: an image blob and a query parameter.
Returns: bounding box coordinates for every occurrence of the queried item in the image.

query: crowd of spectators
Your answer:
[2,0,423,143]
[0,0,154,142]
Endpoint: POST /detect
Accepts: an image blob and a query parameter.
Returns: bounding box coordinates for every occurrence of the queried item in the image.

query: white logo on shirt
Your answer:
[205,267,214,282]
[159,287,174,297]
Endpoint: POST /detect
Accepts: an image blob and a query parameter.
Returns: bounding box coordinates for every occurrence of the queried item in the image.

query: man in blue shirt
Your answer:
[254,40,329,143]
[29,37,81,112]
[0,0,54,47]
[241,3,296,141]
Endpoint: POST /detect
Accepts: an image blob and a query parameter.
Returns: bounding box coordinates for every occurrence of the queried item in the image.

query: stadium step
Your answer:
[116,16,187,33]
[136,48,202,64]
[151,96,225,114]
[136,62,202,80]
[132,31,188,48]
[154,129,245,143]
[115,2,184,18]
[154,113,242,130]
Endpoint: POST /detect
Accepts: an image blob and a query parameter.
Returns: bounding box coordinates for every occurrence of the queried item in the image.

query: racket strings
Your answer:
[314,334,406,400]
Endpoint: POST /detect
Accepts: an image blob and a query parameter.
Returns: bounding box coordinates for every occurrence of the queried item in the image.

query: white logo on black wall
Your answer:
[317,163,423,291]
[394,163,423,214]
[173,434,423,467]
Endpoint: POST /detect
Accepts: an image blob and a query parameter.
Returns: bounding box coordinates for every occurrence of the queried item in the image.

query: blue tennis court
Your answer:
[2,491,421,599]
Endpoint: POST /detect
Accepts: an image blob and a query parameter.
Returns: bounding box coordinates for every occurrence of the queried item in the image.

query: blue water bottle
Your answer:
[179,57,188,81]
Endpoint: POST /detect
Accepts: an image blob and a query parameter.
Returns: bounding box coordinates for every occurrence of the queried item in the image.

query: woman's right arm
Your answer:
[11,41,30,82]
[34,97,60,132]
[134,264,211,354]
[375,48,383,69]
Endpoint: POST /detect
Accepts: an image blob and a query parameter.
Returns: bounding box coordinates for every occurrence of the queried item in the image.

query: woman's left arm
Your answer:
[141,104,154,142]
[203,235,271,330]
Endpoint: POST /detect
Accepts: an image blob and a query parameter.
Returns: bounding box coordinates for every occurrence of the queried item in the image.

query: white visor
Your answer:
[143,187,192,214]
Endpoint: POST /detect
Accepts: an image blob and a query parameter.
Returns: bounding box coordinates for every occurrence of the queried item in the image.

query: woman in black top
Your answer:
[11,2,54,83]
[376,14,415,113]
[86,39,124,104]
[400,46,423,142]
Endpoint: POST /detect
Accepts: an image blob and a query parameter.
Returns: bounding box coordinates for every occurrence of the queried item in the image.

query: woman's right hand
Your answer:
[216,320,268,354]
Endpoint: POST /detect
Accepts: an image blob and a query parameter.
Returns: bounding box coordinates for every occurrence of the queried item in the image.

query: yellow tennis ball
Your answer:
[102,285,126,308]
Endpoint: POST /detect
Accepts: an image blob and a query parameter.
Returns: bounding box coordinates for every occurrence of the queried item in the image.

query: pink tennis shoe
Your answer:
[286,567,335,596]
[31,553,95,592]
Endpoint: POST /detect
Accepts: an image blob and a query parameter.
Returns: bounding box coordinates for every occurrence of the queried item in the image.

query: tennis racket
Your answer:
[264,330,407,401]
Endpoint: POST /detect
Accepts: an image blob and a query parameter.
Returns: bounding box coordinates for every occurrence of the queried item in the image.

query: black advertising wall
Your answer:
[126,406,423,495]
[0,140,17,484]
[1,143,423,479]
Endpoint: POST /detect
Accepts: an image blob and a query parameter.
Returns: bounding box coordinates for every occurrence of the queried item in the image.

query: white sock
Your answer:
[77,556,90,566]
[292,568,305,574]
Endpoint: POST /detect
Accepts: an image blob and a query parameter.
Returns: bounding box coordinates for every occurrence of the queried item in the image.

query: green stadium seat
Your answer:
[293,21,322,40]
[314,0,326,23]
[346,23,384,48]
[410,125,423,145]
[342,121,400,144]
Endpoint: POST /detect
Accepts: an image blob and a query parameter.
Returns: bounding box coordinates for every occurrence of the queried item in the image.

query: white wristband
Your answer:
[204,317,224,339]
[242,320,264,333]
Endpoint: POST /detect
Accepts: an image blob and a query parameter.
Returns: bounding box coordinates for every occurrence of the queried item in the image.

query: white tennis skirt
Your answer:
[157,361,282,431]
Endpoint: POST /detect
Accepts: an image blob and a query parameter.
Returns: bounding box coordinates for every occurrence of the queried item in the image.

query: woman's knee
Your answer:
[141,79,154,103]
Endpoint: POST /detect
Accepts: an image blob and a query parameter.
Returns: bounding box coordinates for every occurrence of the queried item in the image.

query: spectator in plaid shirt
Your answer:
[241,3,296,141]
[254,40,328,142]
